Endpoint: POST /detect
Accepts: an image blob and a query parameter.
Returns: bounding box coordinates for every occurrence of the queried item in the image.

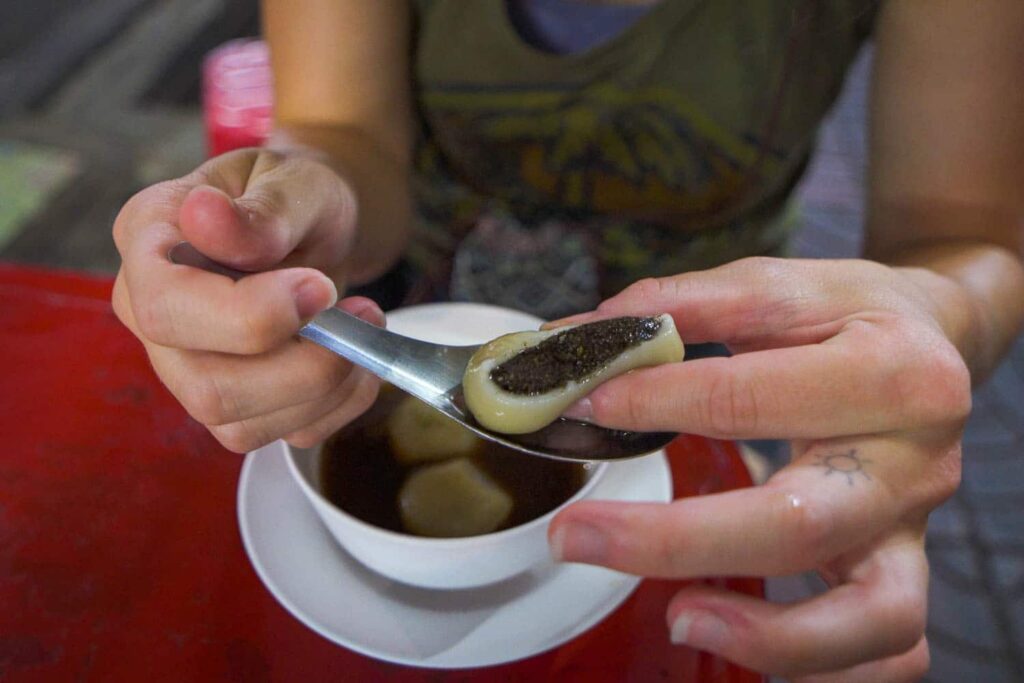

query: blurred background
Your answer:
[0,2,1021,681]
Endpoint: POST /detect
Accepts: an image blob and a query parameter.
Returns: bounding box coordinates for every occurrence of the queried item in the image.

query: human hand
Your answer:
[548,257,971,681]
[112,148,382,452]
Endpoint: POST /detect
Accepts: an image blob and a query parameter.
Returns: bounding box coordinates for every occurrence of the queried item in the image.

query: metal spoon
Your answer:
[169,242,675,461]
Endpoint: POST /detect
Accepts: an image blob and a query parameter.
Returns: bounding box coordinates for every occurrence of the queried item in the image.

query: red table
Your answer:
[0,265,763,682]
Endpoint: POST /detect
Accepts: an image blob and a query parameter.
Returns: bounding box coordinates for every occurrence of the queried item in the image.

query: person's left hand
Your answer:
[547,257,971,682]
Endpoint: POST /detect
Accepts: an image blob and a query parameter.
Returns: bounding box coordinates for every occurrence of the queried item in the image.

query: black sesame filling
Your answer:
[489,317,662,395]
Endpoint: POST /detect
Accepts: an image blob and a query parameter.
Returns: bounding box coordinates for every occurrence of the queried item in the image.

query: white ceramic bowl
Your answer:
[285,303,609,590]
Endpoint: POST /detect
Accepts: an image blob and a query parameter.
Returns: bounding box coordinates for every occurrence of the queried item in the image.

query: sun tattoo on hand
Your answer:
[813,449,873,486]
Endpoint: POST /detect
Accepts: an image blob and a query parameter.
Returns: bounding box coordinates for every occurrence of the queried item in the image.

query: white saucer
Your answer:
[238,440,673,669]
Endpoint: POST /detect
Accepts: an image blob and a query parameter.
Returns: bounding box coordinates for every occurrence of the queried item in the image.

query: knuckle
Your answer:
[781,493,836,565]
[866,342,908,409]
[113,180,183,250]
[847,257,892,283]
[735,255,779,271]
[925,441,963,506]
[905,641,931,682]
[111,296,128,328]
[237,308,285,353]
[285,428,329,450]
[733,255,791,284]
[643,505,690,575]
[131,296,174,346]
[615,277,666,310]
[623,387,656,429]
[112,187,154,248]
[877,592,927,656]
[111,206,133,253]
[179,376,234,427]
[309,356,354,400]
[111,274,132,327]
[286,375,380,449]
[882,336,972,427]
[924,345,973,423]
[652,535,686,575]
[705,370,759,437]
[349,371,381,411]
[210,422,268,454]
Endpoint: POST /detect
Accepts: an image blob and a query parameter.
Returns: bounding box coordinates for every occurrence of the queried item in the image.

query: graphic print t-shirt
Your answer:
[411,0,876,316]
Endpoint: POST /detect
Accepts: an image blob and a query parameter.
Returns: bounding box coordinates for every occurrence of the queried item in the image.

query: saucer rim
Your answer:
[237,440,673,669]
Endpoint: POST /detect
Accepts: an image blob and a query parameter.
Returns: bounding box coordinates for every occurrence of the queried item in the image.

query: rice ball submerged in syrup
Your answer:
[319,388,588,538]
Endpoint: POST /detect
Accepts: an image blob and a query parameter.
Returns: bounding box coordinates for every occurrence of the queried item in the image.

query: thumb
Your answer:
[179,153,356,272]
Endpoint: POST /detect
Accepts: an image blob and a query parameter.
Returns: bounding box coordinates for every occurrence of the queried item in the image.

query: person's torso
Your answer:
[408,0,876,316]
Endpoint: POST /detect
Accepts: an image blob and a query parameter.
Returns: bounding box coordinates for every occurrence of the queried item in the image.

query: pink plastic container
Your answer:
[202,39,274,157]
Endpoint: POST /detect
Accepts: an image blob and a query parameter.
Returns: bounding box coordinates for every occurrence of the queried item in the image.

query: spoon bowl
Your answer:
[170,242,675,462]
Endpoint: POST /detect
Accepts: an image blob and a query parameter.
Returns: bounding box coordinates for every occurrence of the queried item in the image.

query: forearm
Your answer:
[864,0,1024,380]
[262,0,412,286]
[869,230,1024,382]
[268,124,412,285]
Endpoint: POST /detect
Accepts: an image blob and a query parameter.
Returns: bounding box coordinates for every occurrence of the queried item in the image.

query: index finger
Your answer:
[576,320,952,439]
[548,259,840,347]
[123,221,337,354]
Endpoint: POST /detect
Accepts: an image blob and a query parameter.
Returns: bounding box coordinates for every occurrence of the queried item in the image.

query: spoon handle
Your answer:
[298,308,472,400]
[167,242,473,402]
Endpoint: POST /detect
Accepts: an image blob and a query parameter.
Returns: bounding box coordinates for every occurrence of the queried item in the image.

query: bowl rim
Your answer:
[284,441,608,549]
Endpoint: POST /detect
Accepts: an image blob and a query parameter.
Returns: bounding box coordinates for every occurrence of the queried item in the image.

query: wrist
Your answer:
[888,241,1024,380]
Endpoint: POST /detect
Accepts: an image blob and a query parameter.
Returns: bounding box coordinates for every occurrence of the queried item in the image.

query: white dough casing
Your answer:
[462,314,684,434]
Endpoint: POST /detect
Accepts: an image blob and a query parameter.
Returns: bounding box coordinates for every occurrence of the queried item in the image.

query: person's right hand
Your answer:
[112,148,383,453]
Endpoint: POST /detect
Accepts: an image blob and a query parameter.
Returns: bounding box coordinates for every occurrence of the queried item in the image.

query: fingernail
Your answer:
[670,611,730,651]
[562,398,593,421]
[343,299,384,326]
[549,525,567,562]
[294,277,337,319]
[550,522,608,563]
[541,313,591,330]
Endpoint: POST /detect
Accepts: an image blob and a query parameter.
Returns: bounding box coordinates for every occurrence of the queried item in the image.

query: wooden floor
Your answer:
[0,4,1022,680]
